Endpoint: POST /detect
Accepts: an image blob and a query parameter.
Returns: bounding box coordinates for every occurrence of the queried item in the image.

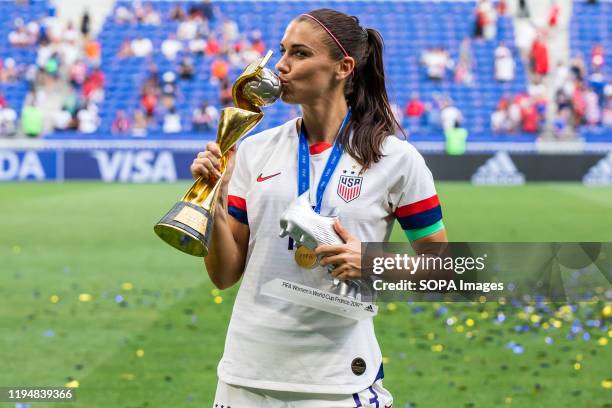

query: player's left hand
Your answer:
[315,220,362,281]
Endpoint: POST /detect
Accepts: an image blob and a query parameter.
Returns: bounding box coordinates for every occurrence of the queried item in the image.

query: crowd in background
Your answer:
[0,0,609,140]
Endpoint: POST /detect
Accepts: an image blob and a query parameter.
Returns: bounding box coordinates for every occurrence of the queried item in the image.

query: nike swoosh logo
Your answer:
[256,172,281,182]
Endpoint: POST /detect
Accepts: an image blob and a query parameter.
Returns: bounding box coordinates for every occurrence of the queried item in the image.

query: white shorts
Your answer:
[213,379,393,408]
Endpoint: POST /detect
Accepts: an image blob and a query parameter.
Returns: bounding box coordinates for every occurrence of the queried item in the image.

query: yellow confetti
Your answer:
[466,318,475,327]
[576,354,583,362]
[608,330,612,338]
[50,295,60,304]
[478,295,486,303]
[387,303,397,312]
[65,380,79,388]
[455,325,465,333]
[551,319,562,329]
[602,379,612,389]
[12,245,21,254]
[431,344,444,352]
[136,349,144,358]
[480,311,489,319]
[120,373,135,381]
[542,322,550,330]
[603,305,612,318]
[427,332,435,340]
[382,356,390,364]
[78,293,92,302]
[498,297,506,305]
[530,315,541,323]
[214,296,223,304]
[504,397,512,404]
[121,282,134,291]
[597,337,608,346]
[211,288,220,296]
[574,362,581,370]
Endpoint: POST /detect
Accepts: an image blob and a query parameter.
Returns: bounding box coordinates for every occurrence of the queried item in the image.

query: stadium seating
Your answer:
[570,1,611,143]
[0,0,47,111]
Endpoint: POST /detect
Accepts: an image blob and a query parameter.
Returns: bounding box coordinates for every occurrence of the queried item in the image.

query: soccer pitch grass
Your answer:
[1,182,610,408]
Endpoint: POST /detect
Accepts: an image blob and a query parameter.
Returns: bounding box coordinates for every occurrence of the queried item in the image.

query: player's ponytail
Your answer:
[298,9,404,171]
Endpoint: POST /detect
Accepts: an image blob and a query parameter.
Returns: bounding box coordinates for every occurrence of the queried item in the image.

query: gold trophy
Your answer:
[154,51,281,256]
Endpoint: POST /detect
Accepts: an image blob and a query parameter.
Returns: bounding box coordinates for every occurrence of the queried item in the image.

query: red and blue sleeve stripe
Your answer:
[395,194,443,231]
[228,195,248,225]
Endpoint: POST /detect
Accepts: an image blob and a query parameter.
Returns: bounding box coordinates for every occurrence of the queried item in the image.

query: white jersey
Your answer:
[220,118,443,394]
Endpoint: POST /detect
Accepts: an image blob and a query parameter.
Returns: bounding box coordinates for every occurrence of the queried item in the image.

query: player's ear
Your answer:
[336,56,354,81]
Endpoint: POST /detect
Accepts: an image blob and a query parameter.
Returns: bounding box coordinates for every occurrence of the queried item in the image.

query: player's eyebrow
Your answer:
[279,43,314,51]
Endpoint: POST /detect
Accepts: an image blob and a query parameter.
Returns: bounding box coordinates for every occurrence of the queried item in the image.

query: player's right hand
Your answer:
[191,142,223,181]
[190,142,236,184]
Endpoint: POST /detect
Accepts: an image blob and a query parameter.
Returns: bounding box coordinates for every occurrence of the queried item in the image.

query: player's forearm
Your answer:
[204,208,246,289]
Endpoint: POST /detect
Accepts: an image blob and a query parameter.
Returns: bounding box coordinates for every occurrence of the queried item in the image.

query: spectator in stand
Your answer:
[584,87,601,126]
[250,30,266,56]
[131,36,153,57]
[77,103,99,133]
[221,18,239,44]
[178,16,198,41]
[496,0,507,15]
[518,0,530,18]
[440,99,464,132]
[179,57,195,80]
[516,94,539,133]
[219,77,233,107]
[405,93,426,118]
[454,38,474,85]
[141,87,158,119]
[82,67,105,104]
[591,44,604,73]
[0,58,19,82]
[494,42,515,82]
[548,0,561,28]
[140,3,161,26]
[206,34,220,56]
[9,19,35,47]
[160,71,178,108]
[163,107,182,133]
[192,101,219,132]
[191,0,217,22]
[169,4,187,22]
[84,39,101,66]
[188,34,206,55]
[602,86,612,126]
[474,0,497,41]
[118,39,133,58]
[112,110,131,134]
[491,97,512,133]
[132,110,148,137]
[211,58,229,83]
[162,34,183,60]
[21,100,44,138]
[80,9,90,38]
[0,97,17,137]
[421,48,454,81]
[569,53,587,82]
[530,32,549,77]
[115,5,134,24]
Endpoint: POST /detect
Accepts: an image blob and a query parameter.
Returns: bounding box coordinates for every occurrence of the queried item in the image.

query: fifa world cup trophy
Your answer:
[154,51,281,256]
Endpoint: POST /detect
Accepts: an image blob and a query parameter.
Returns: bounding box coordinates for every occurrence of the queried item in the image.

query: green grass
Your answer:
[0,182,610,408]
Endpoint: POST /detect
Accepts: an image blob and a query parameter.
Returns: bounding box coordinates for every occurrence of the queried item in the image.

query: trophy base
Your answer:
[154,201,213,257]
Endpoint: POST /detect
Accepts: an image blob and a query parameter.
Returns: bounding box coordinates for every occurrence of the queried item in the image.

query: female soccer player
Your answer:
[191,8,447,407]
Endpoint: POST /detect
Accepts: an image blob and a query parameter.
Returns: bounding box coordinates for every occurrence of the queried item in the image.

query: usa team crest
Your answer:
[337,173,362,202]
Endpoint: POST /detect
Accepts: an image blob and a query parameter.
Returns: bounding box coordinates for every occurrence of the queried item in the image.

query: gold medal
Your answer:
[294,245,318,269]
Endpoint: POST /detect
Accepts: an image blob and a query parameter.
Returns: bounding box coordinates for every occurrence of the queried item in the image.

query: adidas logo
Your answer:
[583,152,612,186]
[364,304,375,313]
[471,152,525,185]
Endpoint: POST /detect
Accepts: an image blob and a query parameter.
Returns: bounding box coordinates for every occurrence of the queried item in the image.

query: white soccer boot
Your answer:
[279,193,359,298]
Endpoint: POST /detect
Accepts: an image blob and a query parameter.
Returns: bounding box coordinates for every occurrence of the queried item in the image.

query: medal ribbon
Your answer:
[298,110,351,214]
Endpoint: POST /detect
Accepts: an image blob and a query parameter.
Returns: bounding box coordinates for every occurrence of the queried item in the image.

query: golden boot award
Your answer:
[154,51,281,256]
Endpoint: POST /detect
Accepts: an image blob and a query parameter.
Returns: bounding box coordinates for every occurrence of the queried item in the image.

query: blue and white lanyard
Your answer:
[297,110,351,214]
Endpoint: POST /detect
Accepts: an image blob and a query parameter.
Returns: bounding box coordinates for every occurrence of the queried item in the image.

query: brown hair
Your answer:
[297,9,404,170]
